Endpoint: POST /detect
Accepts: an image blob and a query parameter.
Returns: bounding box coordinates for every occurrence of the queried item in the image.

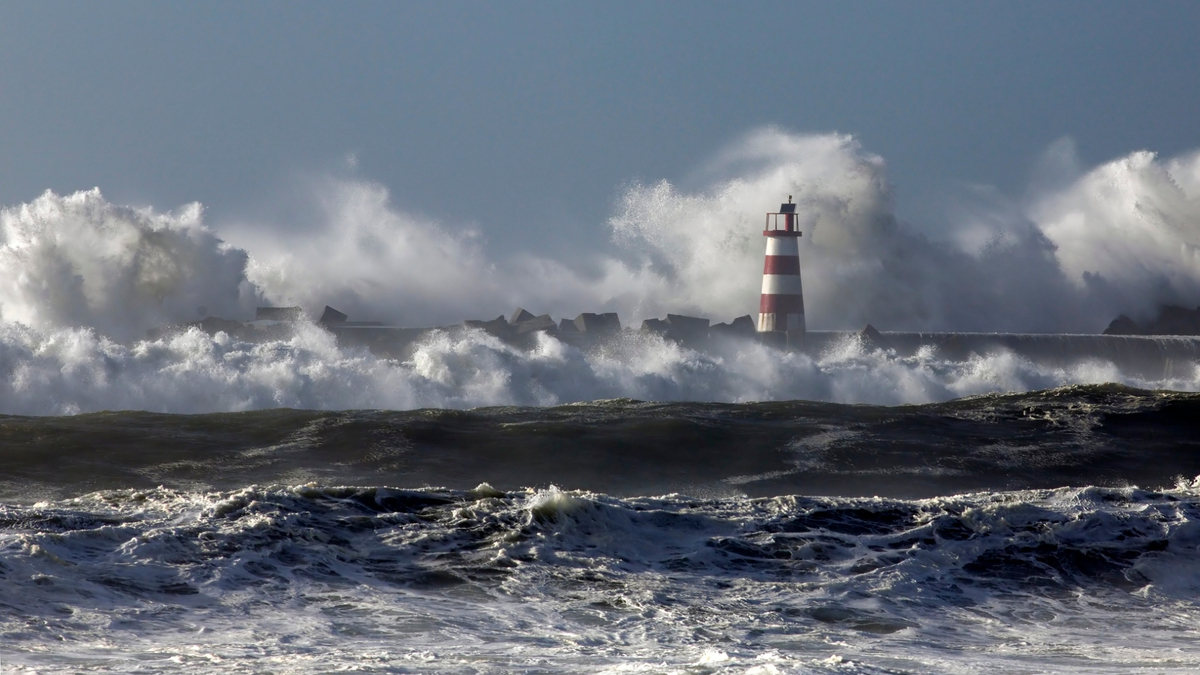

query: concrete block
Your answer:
[1104,305,1200,336]
[730,315,755,333]
[464,315,512,338]
[1147,305,1200,335]
[509,308,536,325]
[641,318,670,335]
[1103,315,1142,335]
[710,314,756,340]
[318,306,348,325]
[665,314,709,346]
[858,324,891,351]
[574,312,621,335]
[666,314,709,333]
[515,314,557,335]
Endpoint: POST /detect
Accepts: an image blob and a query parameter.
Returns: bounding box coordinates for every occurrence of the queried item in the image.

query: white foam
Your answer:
[4,131,1200,414]
[0,189,260,341]
[1,322,1195,415]
[5,483,1200,673]
[1032,148,1200,317]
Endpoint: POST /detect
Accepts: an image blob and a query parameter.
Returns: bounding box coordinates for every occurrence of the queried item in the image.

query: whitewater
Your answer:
[3,130,1200,673]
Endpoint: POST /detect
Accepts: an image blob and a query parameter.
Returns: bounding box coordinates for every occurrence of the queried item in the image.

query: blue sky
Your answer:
[2,1,1198,257]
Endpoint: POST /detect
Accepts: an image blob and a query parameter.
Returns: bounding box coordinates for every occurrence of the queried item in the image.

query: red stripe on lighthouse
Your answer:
[763,255,801,275]
[760,294,804,313]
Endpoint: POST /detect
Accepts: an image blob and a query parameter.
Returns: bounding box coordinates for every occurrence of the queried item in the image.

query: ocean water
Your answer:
[5,136,1200,672]
[2,325,1200,674]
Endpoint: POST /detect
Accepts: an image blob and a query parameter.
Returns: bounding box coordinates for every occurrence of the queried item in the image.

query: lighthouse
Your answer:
[758,196,805,344]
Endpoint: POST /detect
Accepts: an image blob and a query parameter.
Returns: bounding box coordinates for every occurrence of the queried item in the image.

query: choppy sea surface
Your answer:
[3,384,1200,674]
[9,130,1200,672]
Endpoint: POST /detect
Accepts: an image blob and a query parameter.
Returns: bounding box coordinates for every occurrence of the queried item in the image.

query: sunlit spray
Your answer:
[3,132,1200,415]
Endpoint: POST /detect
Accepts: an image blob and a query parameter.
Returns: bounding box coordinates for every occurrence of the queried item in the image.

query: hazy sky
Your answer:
[2,1,1198,256]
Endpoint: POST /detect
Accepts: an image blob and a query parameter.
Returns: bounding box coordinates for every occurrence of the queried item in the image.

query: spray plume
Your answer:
[2,129,1200,414]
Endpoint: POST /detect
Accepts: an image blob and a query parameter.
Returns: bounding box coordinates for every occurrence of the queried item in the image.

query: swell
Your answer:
[6,482,1195,598]
[2,384,1199,501]
[2,482,1199,673]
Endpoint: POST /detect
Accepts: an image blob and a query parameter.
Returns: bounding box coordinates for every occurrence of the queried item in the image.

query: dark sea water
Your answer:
[3,384,1200,502]
[8,128,1200,672]
[3,384,1200,673]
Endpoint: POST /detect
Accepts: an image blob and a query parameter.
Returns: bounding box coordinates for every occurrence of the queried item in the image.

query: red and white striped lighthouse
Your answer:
[758,196,805,338]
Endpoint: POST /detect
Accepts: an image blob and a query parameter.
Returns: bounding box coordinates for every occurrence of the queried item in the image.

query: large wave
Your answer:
[2,322,1192,415]
[0,191,260,341]
[2,129,1200,414]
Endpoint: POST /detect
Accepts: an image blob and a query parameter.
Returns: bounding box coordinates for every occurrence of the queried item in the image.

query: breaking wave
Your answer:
[3,129,1200,414]
[4,481,1200,672]
[2,322,1197,415]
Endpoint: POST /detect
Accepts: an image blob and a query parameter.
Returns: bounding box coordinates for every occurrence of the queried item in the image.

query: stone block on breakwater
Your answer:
[573,312,621,336]
[710,315,756,340]
[319,306,348,325]
[514,314,557,335]
[1104,305,1200,336]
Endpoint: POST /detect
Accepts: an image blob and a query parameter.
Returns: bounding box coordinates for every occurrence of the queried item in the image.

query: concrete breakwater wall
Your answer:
[162,306,1200,379]
[805,330,1200,380]
[330,323,1199,379]
[323,313,724,354]
[324,308,760,357]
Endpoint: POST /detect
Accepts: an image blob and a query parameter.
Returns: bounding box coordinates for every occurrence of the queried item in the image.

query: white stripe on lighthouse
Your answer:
[764,237,799,256]
[761,274,804,295]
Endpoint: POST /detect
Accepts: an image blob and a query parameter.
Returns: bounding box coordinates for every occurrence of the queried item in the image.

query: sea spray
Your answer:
[2,324,1197,415]
[8,132,1200,347]
[0,189,259,340]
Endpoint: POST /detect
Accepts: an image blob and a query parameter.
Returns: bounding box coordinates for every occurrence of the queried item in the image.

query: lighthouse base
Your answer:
[757,329,806,352]
[757,331,787,350]
[757,312,806,333]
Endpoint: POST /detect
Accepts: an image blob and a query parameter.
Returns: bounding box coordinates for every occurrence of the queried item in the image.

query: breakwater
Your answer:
[161,306,1200,381]
[805,330,1200,379]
